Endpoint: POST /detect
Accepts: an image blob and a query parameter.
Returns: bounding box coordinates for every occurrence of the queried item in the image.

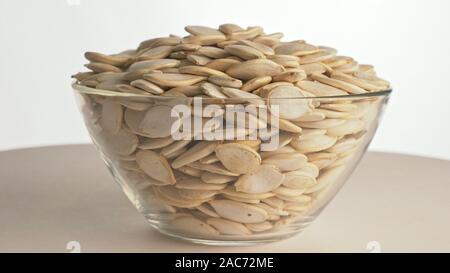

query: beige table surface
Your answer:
[0,144,449,253]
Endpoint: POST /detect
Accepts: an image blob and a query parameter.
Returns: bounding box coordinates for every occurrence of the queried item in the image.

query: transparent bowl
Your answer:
[73,83,391,245]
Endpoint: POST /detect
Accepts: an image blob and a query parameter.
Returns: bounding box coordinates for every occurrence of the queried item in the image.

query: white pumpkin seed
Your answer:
[139,105,181,138]
[171,216,219,235]
[235,165,284,194]
[241,76,272,92]
[226,59,284,80]
[201,172,236,184]
[291,134,337,153]
[100,100,123,133]
[172,141,219,169]
[225,45,265,60]
[267,85,311,120]
[143,72,205,87]
[215,143,261,174]
[209,199,268,224]
[262,153,307,172]
[206,218,252,235]
[136,150,176,184]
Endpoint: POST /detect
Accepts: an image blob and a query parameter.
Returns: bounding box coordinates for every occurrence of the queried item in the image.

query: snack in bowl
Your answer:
[72,24,391,245]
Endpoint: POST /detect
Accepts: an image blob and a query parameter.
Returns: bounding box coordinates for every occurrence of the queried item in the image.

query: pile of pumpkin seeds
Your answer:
[73,24,390,238]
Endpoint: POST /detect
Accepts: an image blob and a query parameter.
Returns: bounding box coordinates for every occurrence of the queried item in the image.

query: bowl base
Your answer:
[145,215,315,246]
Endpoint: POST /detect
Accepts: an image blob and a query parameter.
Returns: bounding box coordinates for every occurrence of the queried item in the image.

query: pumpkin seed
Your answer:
[275,42,320,56]
[327,119,364,137]
[201,172,236,184]
[179,65,229,77]
[143,72,205,87]
[246,222,273,232]
[295,118,346,129]
[171,216,219,235]
[102,128,138,156]
[298,50,336,64]
[84,51,130,67]
[267,85,311,120]
[219,23,244,34]
[221,186,275,200]
[226,59,284,80]
[205,58,241,71]
[311,73,367,94]
[183,34,226,46]
[139,105,181,138]
[186,54,211,66]
[296,80,348,96]
[241,76,272,92]
[130,79,164,94]
[225,45,265,60]
[228,26,263,40]
[262,153,307,172]
[160,140,191,157]
[235,165,284,194]
[137,45,173,61]
[208,75,242,88]
[100,100,123,133]
[175,177,227,191]
[136,150,176,184]
[128,59,179,72]
[282,170,317,189]
[85,62,121,73]
[215,143,262,174]
[206,218,252,235]
[291,134,337,153]
[185,25,224,36]
[196,203,219,217]
[272,69,307,83]
[200,82,228,98]
[197,46,230,58]
[209,199,268,224]
[331,72,384,91]
[172,141,219,169]
[298,63,327,75]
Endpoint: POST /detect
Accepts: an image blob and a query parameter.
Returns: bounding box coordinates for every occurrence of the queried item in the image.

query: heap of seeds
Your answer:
[73,24,390,238]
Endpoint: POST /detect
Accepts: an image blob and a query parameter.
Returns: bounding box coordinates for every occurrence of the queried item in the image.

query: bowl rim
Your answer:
[72,82,392,100]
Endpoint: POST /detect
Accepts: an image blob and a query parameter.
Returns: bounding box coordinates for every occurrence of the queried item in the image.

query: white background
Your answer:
[1,0,449,160]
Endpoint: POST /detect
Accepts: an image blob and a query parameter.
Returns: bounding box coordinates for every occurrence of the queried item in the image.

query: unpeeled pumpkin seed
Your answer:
[143,72,205,87]
[84,51,130,66]
[85,62,121,73]
[262,153,308,172]
[226,59,284,80]
[241,76,272,92]
[215,143,261,174]
[208,75,242,88]
[175,177,227,191]
[101,128,138,156]
[139,105,181,138]
[206,218,252,235]
[205,58,241,71]
[267,85,311,120]
[172,141,218,169]
[209,199,268,224]
[130,79,164,94]
[291,134,337,153]
[171,216,219,235]
[136,150,176,185]
[224,45,265,60]
[235,165,284,194]
[100,100,123,133]
[201,172,236,184]
[137,45,173,61]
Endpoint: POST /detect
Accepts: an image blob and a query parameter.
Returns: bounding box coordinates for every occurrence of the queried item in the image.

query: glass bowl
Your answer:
[73,83,391,245]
